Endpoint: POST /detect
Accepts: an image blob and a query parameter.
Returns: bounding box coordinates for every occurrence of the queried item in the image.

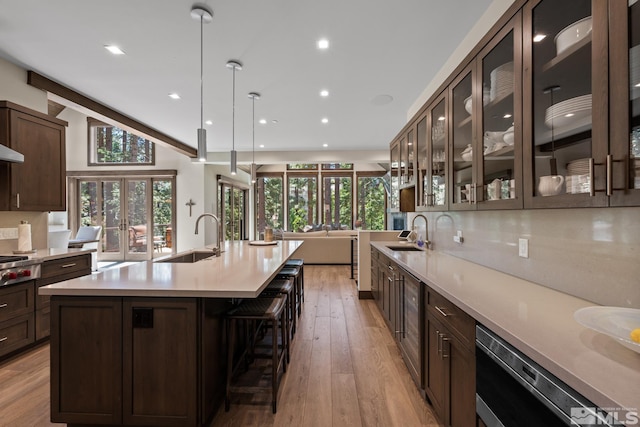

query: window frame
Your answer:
[254,172,285,234]
[87,117,156,166]
[355,171,388,230]
[286,172,319,232]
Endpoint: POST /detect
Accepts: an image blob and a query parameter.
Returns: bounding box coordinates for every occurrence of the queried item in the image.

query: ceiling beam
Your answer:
[27,71,196,158]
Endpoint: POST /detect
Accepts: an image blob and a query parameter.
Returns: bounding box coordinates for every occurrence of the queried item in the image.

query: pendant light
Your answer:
[248,92,260,183]
[191,4,213,162]
[227,60,242,174]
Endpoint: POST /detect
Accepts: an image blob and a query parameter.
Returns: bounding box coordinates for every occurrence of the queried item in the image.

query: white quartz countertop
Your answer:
[39,240,302,298]
[371,241,640,417]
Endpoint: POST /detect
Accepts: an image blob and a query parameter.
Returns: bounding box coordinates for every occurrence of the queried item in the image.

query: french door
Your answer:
[218,179,248,241]
[76,176,175,261]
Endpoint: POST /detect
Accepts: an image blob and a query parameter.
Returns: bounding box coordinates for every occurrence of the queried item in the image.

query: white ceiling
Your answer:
[0,0,493,158]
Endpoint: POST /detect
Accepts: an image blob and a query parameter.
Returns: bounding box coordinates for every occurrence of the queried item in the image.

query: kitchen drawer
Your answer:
[0,313,35,357]
[40,254,91,281]
[0,281,34,323]
[35,306,50,340]
[428,288,475,350]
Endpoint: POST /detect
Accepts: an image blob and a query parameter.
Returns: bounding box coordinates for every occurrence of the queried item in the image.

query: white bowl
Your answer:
[574,306,640,354]
[503,132,514,145]
[555,16,592,56]
[464,96,473,114]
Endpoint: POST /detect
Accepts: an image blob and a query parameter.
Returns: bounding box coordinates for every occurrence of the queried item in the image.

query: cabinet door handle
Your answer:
[435,306,449,317]
[16,193,20,209]
[61,263,77,268]
[0,336,7,343]
[436,330,441,355]
[0,303,7,308]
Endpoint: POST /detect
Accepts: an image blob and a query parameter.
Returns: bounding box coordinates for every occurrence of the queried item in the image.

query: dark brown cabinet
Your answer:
[50,295,229,426]
[0,101,67,211]
[36,253,91,340]
[424,287,475,427]
[0,281,35,357]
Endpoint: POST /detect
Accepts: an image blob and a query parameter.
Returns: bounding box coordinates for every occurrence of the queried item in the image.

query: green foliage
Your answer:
[95,126,153,164]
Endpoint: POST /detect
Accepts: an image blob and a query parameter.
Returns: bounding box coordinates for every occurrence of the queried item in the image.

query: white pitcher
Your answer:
[538,175,564,196]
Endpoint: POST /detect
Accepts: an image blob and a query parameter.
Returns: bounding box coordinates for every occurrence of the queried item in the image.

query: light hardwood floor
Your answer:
[0,265,440,427]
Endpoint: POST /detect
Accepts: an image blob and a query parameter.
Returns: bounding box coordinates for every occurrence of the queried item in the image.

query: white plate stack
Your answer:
[545,94,592,133]
[489,62,513,102]
[566,158,590,194]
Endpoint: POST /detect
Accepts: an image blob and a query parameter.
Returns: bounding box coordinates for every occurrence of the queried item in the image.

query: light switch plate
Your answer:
[518,238,529,258]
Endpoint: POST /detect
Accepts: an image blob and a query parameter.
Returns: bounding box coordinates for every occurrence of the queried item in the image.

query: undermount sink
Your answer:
[157,250,218,263]
[386,245,424,252]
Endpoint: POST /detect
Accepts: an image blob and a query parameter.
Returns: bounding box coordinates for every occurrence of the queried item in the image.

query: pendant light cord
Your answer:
[199,15,204,130]
[252,96,255,164]
[232,66,236,151]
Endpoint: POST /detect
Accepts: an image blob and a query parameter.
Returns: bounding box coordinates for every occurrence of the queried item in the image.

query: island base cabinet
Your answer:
[51,296,227,427]
[50,297,123,425]
[122,298,197,426]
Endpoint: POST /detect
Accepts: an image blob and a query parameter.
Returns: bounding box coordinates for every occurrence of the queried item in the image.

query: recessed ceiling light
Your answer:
[320,89,329,97]
[323,143,328,147]
[317,38,329,49]
[503,114,512,119]
[168,93,181,100]
[408,142,413,146]
[205,120,213,125]
[321,118,329,124]
[259,119,267,124]
[272,119,278,124]
[533,34,547,42]
[104,45,125,55]
[565,113,575,117]
[438,116,445,121]
[259,144,265,148]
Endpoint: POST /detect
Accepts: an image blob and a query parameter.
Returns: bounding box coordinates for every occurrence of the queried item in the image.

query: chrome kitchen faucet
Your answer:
[194,213,222,256]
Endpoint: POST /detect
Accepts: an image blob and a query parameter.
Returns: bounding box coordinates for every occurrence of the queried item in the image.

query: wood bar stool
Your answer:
[260,278,295,349]
[225,296,288,413]
[284,258,304,304]
[277,266,302,317]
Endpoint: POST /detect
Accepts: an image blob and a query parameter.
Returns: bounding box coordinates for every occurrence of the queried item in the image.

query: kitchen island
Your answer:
[39,240,303,427]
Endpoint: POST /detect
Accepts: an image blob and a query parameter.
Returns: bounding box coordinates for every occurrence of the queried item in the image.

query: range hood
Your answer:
[0,144,24,163]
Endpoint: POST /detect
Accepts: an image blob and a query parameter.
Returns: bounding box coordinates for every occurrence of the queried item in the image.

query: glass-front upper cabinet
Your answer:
[610,0,640,206]
[416,115,428,208]
[449,67,475,210]
[389,140,400,211]
[427,96,448,210]
[523,0,608,208]
[477,12,522,209]
[403,129,415,186]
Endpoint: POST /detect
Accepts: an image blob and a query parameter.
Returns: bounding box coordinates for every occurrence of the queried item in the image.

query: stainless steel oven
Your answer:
[475,324,623,427]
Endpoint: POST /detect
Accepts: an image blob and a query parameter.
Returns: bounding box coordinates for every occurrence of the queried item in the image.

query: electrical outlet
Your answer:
[518,238,529,258]
[0,228,18,240]
[453,230,464,244]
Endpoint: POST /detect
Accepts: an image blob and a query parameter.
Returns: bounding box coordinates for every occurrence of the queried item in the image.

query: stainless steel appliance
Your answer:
[0,255,40,286]
[476,324,623,427]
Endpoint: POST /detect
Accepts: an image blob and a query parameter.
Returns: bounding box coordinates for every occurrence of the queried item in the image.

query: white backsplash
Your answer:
[408,207,640,308]
[0,212,48,253]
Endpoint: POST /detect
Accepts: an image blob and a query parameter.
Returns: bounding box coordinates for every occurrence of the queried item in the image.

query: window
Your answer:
[287,163,318,170]
[322,173,352,229]
[88,118,155,165]
[356,173,387,230]
[255,174,284,233]
[288,174,317,231]
[321,163,353,170]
